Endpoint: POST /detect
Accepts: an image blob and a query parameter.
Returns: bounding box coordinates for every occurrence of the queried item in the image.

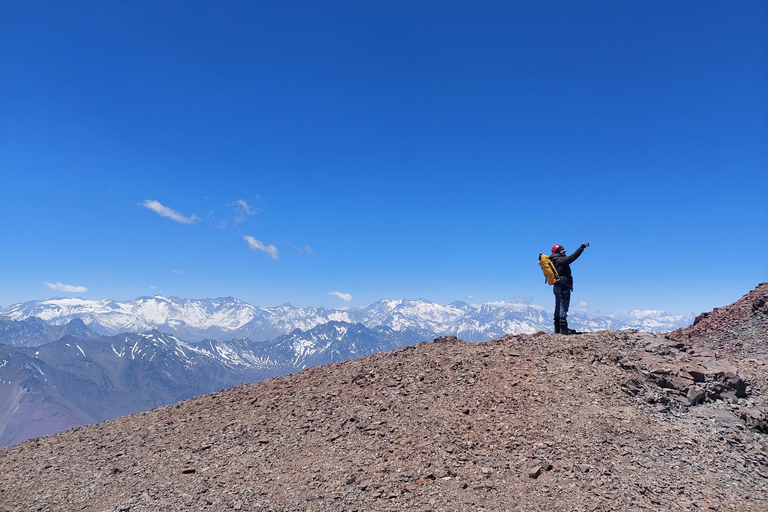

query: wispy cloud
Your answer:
[171,269,184,274]
[513,294,534,305]
[45,282,88,293]
[218,199,260,229]
[231,199,259,222]
[243,235,278,259]
[288,242,315,255]
[141,200,200,224]
[330,291,352,301]
[577,300,590,309]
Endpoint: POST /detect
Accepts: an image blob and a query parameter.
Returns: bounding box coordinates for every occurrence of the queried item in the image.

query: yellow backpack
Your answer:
[538,254,561,285]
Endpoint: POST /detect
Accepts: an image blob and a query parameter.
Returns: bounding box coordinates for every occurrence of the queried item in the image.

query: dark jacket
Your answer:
[550,245,585,290]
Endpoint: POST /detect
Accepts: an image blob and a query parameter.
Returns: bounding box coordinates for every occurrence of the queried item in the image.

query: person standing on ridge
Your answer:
[550,242,589,335]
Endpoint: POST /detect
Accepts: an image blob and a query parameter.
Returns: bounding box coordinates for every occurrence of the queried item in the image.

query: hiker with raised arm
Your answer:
[540,243,589,335]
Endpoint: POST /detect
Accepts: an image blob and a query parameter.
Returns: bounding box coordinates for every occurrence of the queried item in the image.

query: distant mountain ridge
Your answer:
[0,295,695,447]
[0,330,284,447]
[0,319,416,447]
[0,295,695,342]
[0,316,101,347]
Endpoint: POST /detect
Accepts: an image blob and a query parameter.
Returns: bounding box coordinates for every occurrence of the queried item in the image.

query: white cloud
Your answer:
[45,282,87,293]
[243,235,278,259]
[330,291,352,301]
[513,294,534,305]
[171,269,184,274]
[218,199,260,230]
[140,199,200,225]
[288,242,315,255]
[577,300,590,309]
[233,199,259,219]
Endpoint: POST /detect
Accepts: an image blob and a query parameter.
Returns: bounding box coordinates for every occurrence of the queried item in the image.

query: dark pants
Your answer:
[553,283,570,323]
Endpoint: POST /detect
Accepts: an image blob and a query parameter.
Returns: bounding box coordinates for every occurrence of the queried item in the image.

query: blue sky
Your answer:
[1,1,766,315]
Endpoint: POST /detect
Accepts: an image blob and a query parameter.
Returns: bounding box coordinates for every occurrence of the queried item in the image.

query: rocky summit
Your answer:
[1,284,767,512]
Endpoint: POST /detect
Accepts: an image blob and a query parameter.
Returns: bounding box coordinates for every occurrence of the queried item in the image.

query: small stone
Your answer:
[528,466,542,479]
[645,343,661,353]
[687,386,707,406]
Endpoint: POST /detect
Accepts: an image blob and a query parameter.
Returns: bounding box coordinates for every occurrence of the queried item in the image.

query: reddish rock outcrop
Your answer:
[668,282,768,356]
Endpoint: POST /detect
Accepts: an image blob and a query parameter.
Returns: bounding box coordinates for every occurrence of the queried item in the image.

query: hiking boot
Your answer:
[554,321,561,334]
[561,320,580,335]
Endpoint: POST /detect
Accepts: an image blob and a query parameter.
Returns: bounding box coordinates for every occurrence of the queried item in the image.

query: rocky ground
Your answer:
[1,284,767,512]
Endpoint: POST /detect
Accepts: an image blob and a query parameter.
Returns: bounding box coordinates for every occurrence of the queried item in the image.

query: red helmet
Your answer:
[551,244,563,253]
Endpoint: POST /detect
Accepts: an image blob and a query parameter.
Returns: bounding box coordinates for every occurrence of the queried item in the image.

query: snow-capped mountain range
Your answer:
[0,320,420,447]
[0,295,695,447]
[0,295,695,342]
[0,330,284,447]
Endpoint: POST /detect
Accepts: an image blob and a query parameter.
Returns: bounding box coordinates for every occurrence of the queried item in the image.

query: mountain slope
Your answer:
[667,281,768,355]
[0,332,284,447]
[2,332,765,511]
[1,287,766,511]
[0,321,427,447]
[0,317,100,347]
[262,321,425,368]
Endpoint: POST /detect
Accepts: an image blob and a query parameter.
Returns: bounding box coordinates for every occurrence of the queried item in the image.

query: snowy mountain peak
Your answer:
[0,296,696,343]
